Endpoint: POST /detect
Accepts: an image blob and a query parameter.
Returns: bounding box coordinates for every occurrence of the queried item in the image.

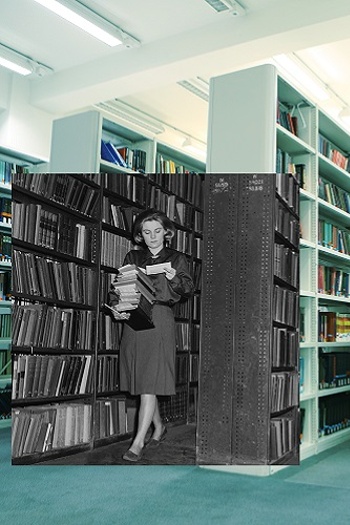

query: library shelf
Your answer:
[205,62,350,473]
[12,168,204,462]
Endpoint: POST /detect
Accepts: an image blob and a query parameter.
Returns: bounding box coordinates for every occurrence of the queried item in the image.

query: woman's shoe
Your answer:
[145,426,167,449]
[122,447,144,462]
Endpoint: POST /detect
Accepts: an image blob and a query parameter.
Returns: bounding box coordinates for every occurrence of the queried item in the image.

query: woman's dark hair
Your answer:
[133,209,175,245]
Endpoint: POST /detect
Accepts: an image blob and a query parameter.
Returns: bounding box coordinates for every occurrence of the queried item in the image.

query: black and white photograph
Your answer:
[1,1,350,524]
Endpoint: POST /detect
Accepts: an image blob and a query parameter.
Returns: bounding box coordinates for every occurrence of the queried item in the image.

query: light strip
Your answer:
[178,77,209,102]
[0,42,53,76]
[0,56,31,76]
[273,54,330,102]
[95,100,166,135]
[33,0,140,48]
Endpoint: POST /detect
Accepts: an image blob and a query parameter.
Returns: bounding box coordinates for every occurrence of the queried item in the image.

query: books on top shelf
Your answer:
[109,264,156,330]
[101,140,147,172]
[319,135,350,172]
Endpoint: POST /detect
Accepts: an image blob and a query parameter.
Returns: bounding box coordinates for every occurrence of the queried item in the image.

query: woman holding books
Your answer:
[109,209,194,462]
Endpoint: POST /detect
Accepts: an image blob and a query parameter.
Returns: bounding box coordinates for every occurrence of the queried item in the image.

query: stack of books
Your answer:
[111,264,156,330]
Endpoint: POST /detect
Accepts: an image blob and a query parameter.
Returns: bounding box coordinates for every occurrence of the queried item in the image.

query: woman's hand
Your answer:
[108,305,130,321]
[164,267,177,280]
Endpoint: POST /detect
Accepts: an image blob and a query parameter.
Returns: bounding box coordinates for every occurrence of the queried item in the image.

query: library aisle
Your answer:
[35,423,196,465]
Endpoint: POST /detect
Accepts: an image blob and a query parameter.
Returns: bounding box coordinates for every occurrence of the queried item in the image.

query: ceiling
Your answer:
[2,0,350,154]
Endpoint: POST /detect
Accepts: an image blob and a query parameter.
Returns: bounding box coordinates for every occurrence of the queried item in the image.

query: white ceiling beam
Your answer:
[30,1,350,114]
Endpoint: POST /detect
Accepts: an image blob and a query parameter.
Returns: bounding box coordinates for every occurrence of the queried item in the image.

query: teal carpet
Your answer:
[1,426,350,525]
[282,440,350,489]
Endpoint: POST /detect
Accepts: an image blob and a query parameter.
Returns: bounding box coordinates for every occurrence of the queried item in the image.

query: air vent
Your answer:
[203,0,246,16]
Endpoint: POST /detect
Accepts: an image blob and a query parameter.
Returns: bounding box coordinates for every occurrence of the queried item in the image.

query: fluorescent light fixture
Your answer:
[33,0,140,48]
[177,77,209,102]
[273,54,330,102]
[203,0,246,16]
[95,100,165,135]
[339,107,350,126]
[0,42,53,76]
[182,137,207,158]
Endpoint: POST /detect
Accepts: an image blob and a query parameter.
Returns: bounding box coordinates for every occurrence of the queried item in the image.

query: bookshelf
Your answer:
[206,63,350,471]
[0,147,45,428]
[197,173,300,465]
[49,110,205,176]
[11,171,203,462]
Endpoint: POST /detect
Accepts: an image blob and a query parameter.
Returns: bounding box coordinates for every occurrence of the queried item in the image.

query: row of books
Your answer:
[148,187,193,229]
[275,200,299,248]
[318,264,350,297]
[274,285,298,328]
[175,322,190,351]
[276,173,300,215]
[12,403,92,458]
[0,232,11,258]
[0,197,11,225]
[270,413,297,461]
[0,349,11,376]
[318,311,350,342]
[12,354,93,399]
[318,219,350,255]
[271,371,299,414]
[101,231,132,269]
[13,303,96,351]
[272,327,298,368]
[149,172,203,208]
[277,102,298,136]
[318,392,350,437]
[101,140,147,172]
[102,197,136,231]
[176,353,199,384]
[319,135,350,172]
[274,244,298,288]
[319,351,350,389]
[104,173,147,207]
[96,355,119,393]
[13,250,97,305]
[319,177,350,213]
[13,202,98,261]
[171,229,192,255]
[100,313,123,351]
[173,299,191,319]
[0,161,13,185]
[0,312,11,338]
[95,397,130,439]
[276,149,295,177]
[13,173,99,217]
